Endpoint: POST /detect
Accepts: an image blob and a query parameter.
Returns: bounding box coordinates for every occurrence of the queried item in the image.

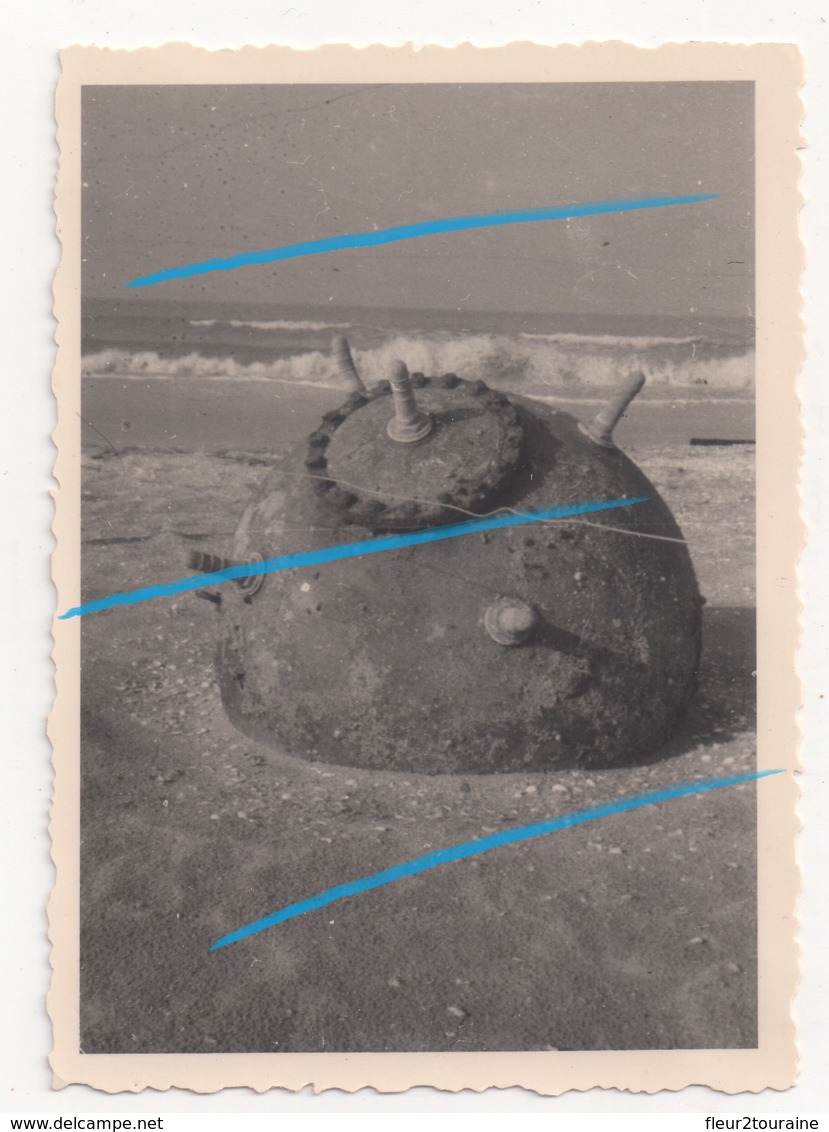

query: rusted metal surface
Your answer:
[304,374,524,531]
[210,377,702,774]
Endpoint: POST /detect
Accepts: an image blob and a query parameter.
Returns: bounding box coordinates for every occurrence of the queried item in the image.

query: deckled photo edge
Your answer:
[49,41,803,1095]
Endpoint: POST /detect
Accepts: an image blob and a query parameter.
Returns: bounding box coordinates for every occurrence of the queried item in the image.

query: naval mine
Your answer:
[188,335,702,774]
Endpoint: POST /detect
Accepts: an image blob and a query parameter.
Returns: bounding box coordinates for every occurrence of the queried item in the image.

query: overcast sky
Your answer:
[82,82,753,318]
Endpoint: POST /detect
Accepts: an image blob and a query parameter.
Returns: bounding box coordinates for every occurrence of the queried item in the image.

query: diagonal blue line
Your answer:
[59,495,648,620]
[210,768,783,951]
[127,194,719,288]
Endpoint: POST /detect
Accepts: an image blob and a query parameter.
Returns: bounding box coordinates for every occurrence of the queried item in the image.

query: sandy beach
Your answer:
[78,380,756,1054]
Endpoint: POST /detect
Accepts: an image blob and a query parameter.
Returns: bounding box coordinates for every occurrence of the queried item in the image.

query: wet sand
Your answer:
[79,388,757,1053]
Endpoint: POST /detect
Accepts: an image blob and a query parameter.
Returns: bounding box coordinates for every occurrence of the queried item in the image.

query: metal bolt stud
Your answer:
[484,597,538,646]
[186,550,266,597]
[386,360,433,443]
[579,371,646,448]
[331,334,366,392]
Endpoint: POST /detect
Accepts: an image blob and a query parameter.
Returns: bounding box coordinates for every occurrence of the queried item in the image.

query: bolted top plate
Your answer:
[304,374,525,530]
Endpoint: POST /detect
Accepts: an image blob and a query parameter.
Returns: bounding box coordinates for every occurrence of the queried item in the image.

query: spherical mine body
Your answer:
[214,375,701,774]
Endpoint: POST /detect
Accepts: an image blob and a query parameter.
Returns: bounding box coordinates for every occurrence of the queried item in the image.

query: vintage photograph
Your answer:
[50,44,801,1094]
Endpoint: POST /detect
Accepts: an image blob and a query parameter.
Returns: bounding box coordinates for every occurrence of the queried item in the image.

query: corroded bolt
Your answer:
[484,597,538,646]
[386,360,433,443]
[186,550,265,597]
[331,334,366,392]
[579,371,646,448]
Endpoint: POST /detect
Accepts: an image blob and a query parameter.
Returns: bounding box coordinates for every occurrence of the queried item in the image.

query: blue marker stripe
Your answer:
[127,194,719,288]
[210,768,782,950]
[59,495,648,620]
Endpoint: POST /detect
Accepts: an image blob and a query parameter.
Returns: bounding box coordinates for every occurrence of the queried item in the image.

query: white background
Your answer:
[1,0,826,1117]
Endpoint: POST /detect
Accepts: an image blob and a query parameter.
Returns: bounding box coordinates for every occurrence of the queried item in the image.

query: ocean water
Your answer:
[81,297,754,397]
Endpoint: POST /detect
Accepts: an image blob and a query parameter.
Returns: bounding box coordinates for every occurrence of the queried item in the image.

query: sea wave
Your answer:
[188,318,354,332]
[81,331,754,392]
